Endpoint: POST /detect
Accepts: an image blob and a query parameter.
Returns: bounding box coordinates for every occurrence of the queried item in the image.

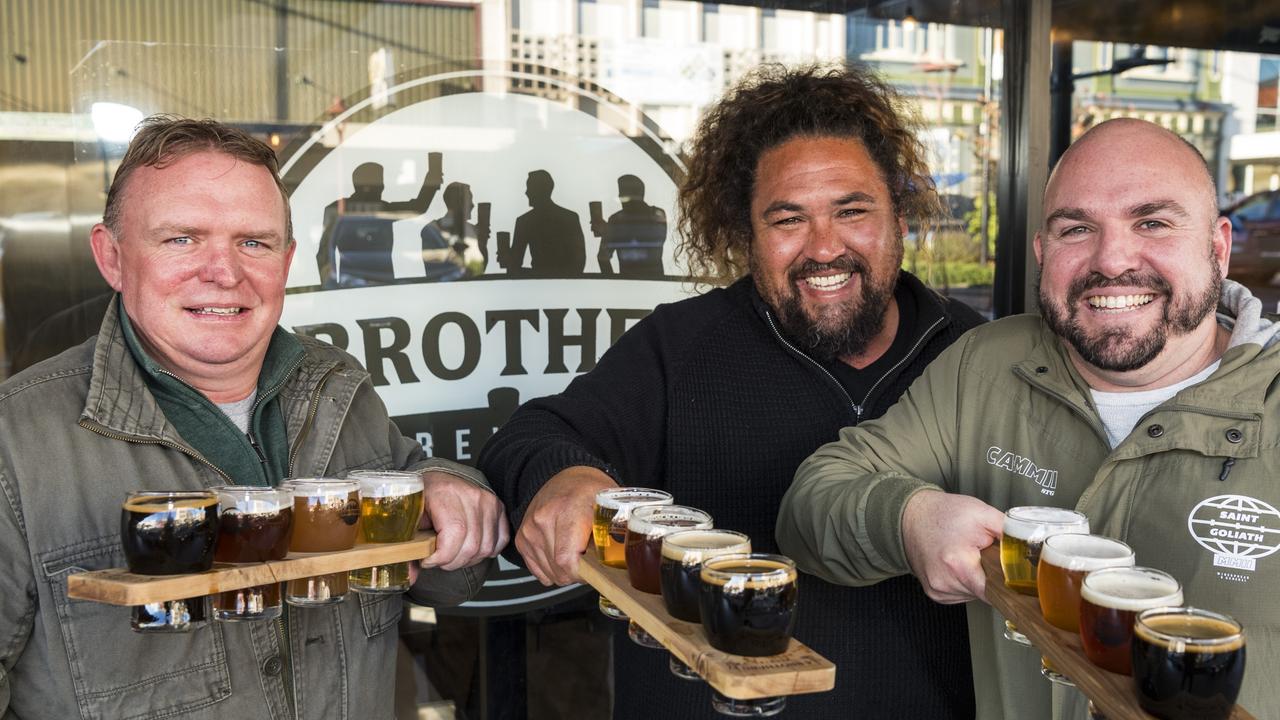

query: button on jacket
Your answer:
[0,299,492,720]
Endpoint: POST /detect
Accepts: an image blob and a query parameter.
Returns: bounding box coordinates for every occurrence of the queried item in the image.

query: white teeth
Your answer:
[1086,294,1154,310]
[803,272,852,289]
[192,307,242,315]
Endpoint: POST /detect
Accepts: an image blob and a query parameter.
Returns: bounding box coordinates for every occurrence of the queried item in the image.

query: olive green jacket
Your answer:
[777,280,1280,720]
[0,299,493,720]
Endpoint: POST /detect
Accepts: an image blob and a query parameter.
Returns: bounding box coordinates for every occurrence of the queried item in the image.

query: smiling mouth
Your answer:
[801,272,852,290]
[188,307,245,316]
[1085,294,1155,312]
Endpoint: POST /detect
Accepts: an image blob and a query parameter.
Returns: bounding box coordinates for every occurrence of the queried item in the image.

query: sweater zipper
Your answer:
[854,315,945,417]
[763,311,858,418]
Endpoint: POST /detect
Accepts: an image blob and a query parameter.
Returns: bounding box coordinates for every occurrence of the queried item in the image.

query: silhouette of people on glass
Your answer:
[503,170,585,277]
[592,174,668,278]
[420,182,491,279]
[316,155,442,289]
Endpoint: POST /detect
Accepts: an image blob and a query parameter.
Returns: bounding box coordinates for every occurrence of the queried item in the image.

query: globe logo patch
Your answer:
[1187,494,1280,573]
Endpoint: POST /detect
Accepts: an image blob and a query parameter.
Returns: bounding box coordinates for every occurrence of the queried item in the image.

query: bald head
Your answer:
[1046,118,1217,227]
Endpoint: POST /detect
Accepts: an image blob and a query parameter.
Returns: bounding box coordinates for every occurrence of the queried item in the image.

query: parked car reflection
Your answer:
[1224,190,1280,286]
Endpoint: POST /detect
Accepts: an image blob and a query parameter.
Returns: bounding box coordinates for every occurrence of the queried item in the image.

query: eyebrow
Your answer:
[1127,200,1190,219]
[1043,207,1091,226]
[149,223,284,242]
[760,191,877,217]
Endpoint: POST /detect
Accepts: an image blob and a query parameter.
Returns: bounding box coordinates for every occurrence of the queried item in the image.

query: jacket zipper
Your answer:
[77,420,232,483]
[287,364,341,476]
[764,310,946,423]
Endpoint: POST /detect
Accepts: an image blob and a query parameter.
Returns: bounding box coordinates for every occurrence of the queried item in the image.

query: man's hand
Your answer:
[901,490,1003,604]
[516,467,617,586]
[413,471,509,574]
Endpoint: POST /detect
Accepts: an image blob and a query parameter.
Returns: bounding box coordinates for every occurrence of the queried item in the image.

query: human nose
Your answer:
[1088,223,1142,279]
[803,218,845,263]
[197,243,244,287]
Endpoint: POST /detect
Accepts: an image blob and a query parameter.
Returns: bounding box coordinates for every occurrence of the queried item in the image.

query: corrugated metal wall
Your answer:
[1,0,477,124]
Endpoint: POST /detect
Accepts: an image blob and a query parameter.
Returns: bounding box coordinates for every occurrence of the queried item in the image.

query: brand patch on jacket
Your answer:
[1187,494,1280,582]
[985,445,1058,495]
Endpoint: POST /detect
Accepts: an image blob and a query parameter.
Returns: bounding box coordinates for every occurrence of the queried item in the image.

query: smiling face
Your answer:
[749,135,906,362]
[90,150,295,401]
[1035,120,1230,387]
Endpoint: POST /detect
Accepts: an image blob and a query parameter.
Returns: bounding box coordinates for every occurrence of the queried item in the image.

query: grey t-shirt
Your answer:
[1090,361,1220,449]
[216,391,258,434]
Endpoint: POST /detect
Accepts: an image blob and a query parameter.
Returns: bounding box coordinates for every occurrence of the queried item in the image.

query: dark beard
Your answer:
[1039,262,1221,372]
[764,256,898,362]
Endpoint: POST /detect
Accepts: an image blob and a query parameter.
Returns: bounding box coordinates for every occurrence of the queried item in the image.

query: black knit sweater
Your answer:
[479,272,986,719]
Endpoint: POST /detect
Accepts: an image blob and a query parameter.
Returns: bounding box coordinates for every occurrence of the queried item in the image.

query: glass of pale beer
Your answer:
[282,478,360,606]
[209,486,293,622]
[349,471,425,594]
[592,487,672,619]
[999,505,1089,644]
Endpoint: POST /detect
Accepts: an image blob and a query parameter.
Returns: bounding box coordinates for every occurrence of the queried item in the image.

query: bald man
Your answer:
[777,118,1280,719]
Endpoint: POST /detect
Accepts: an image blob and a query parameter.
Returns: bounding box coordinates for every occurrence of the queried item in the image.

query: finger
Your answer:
[426,509,465,569]
[494,512,512,556]
[515,532,554,586]
[442,497,484,571]
[407,561,420,586]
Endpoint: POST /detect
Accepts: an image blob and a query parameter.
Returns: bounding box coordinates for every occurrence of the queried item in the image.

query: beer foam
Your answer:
[594,488,671,511]
[701,555,798,589]
[282,478,359,498]
[627,505,711,536]
[1003,506,1089,541]
[1081,567,1182,611]
[123,495,217,513]
[1041,534,1133,572]
[1135,612,1245,653]
[355,472,424,498]
[661,530,751,562]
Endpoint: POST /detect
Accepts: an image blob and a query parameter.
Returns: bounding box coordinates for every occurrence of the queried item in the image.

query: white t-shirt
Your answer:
[1090,361,1220,449]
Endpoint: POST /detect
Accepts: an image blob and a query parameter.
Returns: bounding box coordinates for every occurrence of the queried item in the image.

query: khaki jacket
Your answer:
[0,300,491,720]
[777,281,1280,720]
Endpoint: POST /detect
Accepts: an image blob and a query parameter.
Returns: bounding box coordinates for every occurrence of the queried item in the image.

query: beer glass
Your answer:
[1079,566,1182,675]
[999,506,1089,644]
[1037,533,1134,685]
[660,529,750,680]
[1132,607,1246,720]
[349,471,425,594]
[121,490,218,632]
[700,553,798,717]
[282,478,360,606]
[210,486,293,622]
[623,505,712,649]
[592,487,672,619]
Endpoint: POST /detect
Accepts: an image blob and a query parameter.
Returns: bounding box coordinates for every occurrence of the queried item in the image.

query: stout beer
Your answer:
[349,471,424,594]
[1079,566,1182,675]
[659,530,750,623]
[1132,608,1246,720]
[121,490,219,632]
[699,554,798,657]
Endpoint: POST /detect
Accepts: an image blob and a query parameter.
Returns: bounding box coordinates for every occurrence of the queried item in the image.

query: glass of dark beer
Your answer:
[700,553,798,717]
[348,471,425,594]
[209,486,294,622]
[121,490,219,632]
[1132,607,1246,720]
[1079,566,1182,675]
[282,478,360,607]
[623,505,712,648]
[660,529,750,680]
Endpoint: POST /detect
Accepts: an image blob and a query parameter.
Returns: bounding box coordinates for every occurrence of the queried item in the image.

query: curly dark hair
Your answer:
[677,63,941,283]
[104,114,292,243]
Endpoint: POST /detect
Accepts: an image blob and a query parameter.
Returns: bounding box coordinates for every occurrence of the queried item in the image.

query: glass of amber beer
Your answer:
[624,505,712,648]
[1132,607,1246,720]
[700,553,798,717]
[660,529,750,680]
[349,471,425,594]
[1037,533,1134,684]
[999,506,1089,644]
[592,487,672,619]
[1079,566,1182,675]
[210,486,294,622]
[282,478,360,606]
[121,490,219,632]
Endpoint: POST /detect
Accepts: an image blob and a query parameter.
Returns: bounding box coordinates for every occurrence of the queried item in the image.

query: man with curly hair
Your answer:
[480,64,985,719]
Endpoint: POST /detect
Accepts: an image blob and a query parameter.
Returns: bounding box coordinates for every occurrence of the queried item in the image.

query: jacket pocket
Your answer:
[42,537,232,720]
[358,592,403,638]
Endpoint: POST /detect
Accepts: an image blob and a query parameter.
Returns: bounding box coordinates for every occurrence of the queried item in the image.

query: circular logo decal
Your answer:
[1187,494,1280,560]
